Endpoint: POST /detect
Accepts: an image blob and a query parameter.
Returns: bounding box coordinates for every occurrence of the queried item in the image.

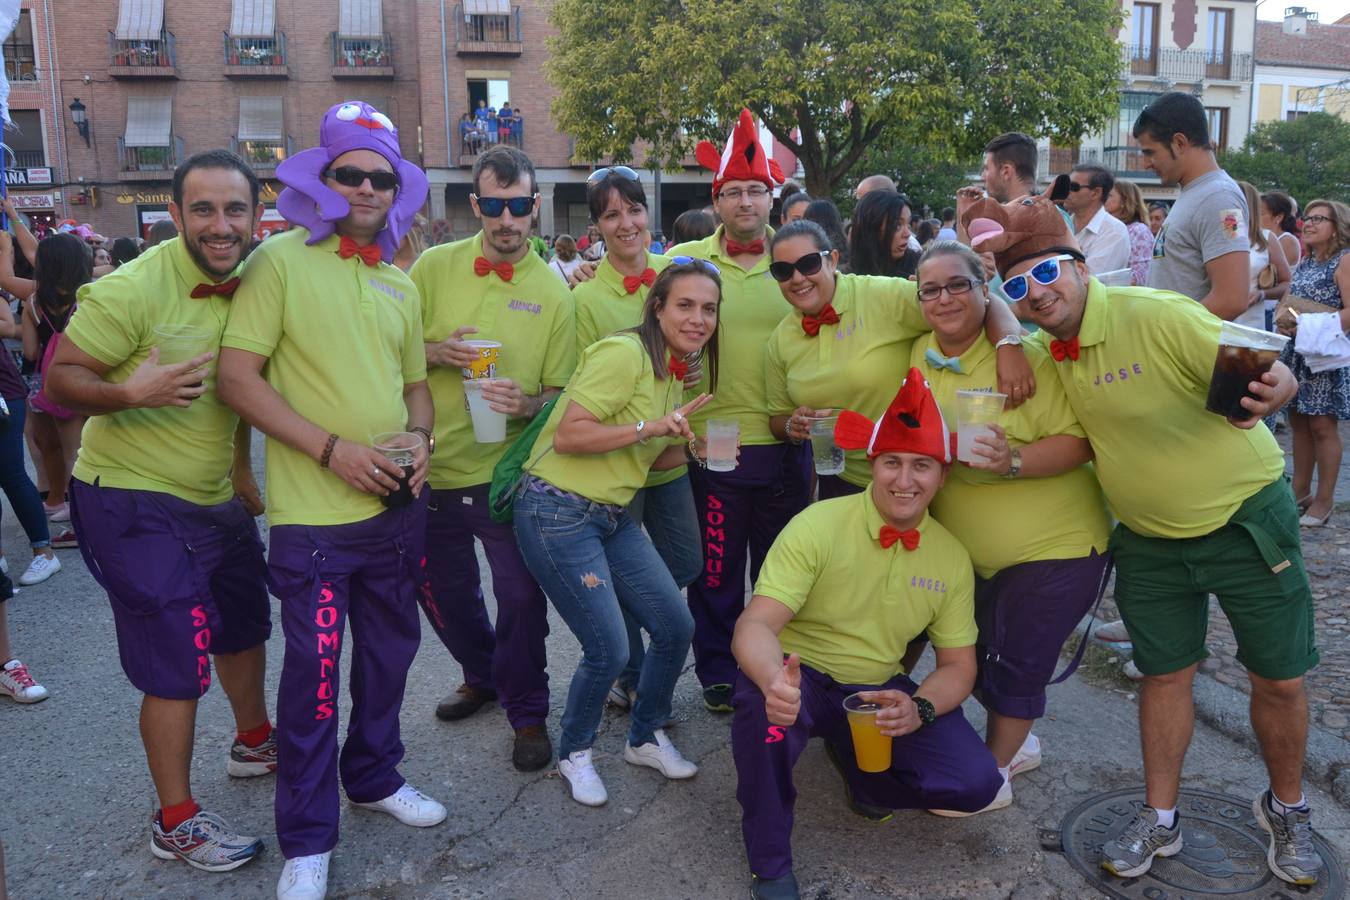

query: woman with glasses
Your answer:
[513,260,721,807]
[910,240,1110,814]
[765,221,1033,500]
[1279,200,1350,527]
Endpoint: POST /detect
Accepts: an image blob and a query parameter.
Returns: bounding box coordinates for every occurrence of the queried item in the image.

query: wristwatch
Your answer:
[913,695,936,727]
[1005,447,1022,478]
[995,334,1023,350]
[411,426,435,455]
[635,420,650,444]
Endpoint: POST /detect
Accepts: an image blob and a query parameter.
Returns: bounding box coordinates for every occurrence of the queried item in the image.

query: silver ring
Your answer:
[373,465,381,476]
[672,411,684,423]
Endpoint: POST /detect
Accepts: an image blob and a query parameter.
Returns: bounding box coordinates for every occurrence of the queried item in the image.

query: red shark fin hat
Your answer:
[695,108,786,198]
[834,368,953,463]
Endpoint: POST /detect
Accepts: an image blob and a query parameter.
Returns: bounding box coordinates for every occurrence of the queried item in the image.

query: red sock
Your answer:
[159,797,200,832]
[236,720,273,748]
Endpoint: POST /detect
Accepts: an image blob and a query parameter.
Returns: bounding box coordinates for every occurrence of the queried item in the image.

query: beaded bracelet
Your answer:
[320,433,339,469]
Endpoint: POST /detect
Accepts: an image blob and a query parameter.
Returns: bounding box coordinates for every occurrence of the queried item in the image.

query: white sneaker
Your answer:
[558,749,608,806]
[351,783,446,827]
[929,770,1013,818]
[18,554,60,586]
[1009,733,1041,777]
[276,852,329,900]
[623,729,698,779]
[0,659,49,703]
[1094,619,1132,643]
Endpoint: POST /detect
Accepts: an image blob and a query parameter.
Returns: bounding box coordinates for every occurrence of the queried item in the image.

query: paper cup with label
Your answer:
[461,340,501,381]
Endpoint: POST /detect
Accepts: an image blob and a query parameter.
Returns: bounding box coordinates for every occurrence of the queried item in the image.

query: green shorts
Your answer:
[1110,478,1318,681]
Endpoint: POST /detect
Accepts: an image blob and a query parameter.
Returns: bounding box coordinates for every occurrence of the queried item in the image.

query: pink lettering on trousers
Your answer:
[315,582,339,720]
[416,555,446,630]
[703,494,724,589]
[191,604,212,695]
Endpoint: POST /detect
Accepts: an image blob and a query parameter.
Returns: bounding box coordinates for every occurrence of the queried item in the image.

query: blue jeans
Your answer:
[0,400,50,549]
[513,486,694,758]
[619,473,701,690]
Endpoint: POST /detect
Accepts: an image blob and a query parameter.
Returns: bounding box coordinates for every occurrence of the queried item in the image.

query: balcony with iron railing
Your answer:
[1121,45,1252,84]
[109,31,178,78]
[3,45,36,83]
[230,136,293,174]
[330,32,393,77]
[1041,146,1159,181]
[458,122,524,166]
[7,150,46,169]
[117,137,185,179]
[225,33,288,77]
[454,6,523,55]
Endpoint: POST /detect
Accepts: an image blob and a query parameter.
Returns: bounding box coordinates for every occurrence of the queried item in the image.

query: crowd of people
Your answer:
[0,90,1342,900]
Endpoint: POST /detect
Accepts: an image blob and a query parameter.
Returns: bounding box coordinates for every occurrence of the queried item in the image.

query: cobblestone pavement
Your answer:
[1096,422,1350,744]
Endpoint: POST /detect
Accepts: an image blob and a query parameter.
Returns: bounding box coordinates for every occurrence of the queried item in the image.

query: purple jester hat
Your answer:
[275,100,429,263]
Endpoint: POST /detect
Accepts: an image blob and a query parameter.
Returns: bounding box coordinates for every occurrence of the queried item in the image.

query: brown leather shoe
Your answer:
[512,724,553,772]
[435,684,496,721]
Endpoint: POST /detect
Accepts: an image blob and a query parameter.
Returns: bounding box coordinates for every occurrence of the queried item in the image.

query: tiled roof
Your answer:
[1255,20,1350,71]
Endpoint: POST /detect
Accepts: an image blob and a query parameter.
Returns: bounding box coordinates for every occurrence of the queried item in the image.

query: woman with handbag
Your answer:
[1237,181,1291,331]
[512,259,720,807]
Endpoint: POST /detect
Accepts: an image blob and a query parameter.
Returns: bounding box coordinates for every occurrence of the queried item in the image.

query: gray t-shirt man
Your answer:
[1147,169,1249,301]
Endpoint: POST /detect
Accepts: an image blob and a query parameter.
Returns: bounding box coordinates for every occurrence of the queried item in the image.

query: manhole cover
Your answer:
[1060,788,1344,899]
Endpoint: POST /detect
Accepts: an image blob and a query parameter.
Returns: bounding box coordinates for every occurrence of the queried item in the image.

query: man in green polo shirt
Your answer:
[961,195,1321,887]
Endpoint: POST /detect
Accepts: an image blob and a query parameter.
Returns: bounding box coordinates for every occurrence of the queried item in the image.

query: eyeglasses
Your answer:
[471,194,538,218]
[917,277,983,302]
[1001,254,1075,301]
[587,166,640,184]
[1303,214,1331,225]
[718,186,770,202]
[669,255,721,275]
[769,250,830,283]
[325,166,398,191]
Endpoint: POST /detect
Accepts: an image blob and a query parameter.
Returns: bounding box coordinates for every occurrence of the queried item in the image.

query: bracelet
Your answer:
[320,433,339,469]
[685,438,707,468]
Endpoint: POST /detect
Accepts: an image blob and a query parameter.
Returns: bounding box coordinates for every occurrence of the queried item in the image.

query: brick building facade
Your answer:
[4,0,72,230]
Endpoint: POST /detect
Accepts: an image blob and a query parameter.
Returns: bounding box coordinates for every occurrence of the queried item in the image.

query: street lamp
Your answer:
[69,98,89,147]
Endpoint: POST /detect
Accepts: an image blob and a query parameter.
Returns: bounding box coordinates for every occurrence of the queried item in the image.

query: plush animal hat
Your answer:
[275,100,429,263]
[695,108,785,198]
[960,179,1082,278]
[835,367,953,463]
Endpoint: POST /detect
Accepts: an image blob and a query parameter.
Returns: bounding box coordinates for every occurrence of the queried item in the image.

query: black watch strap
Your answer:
[913,695,936,727]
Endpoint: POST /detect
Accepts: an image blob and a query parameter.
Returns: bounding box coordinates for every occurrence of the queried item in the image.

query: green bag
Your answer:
[488,394,560,524]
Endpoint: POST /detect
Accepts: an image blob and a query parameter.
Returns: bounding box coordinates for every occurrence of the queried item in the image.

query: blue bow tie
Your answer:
[925,347,964,374]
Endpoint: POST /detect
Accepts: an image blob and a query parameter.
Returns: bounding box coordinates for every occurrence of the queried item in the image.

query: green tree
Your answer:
[1219,113,1350,204]
[547,0,1124,197]
[835,143,976,220]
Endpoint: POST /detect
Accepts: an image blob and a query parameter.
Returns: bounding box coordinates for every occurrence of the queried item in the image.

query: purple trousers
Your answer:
[732,665,1002,880]
[268,494,426,859]
[687,443,811,687]
[419,484,549,727]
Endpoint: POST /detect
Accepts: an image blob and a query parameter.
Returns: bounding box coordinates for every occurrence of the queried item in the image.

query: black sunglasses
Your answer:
[472,194,537,217]
[769,250,830,283]
[325,166,398,191]
[586,166,639,184]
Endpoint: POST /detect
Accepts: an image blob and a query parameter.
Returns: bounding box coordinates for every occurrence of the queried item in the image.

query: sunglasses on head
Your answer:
[669,255,720,275]
[325,166,399,191]
[472,194,537,218]
[769,250,830,283]
[1001,254,1075,302]
[586,166,640,184]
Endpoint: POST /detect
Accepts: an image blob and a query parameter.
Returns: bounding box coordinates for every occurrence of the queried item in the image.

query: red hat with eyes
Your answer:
[834,367,952,463]
[695,108,786,198]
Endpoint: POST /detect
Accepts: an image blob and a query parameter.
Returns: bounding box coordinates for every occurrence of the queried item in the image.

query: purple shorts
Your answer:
[973,550,1110,719]
[71,478,272,700]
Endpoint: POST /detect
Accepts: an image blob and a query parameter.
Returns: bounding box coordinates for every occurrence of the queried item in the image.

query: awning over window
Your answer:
[115,0,165,41]
[464,0,510,14]
[238,96,283,142]
[124,96,172,147]
[230,0,275,37]
[338,0,383,37]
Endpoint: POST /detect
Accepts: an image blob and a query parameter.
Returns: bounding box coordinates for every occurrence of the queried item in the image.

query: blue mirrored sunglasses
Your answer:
[669,255,720,275]
[471,194,537,217]
[1001,254,1075,302]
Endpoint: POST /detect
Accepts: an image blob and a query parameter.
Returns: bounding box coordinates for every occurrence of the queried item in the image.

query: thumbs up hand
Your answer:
[765,653,802,726]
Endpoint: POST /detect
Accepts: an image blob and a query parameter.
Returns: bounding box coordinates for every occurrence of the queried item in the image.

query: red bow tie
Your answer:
[339,236,382,267]
[668,355,689,381]
[474,255,515,282]
[1049,337,1081,362]
[879,525,921,551]
[725,238,764,256]
[623,268,657,295]
[190,277,240,299]
[801,304,841,337]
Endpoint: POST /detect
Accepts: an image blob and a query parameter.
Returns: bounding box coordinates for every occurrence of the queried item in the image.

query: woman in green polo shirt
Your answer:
[513,260,721,808]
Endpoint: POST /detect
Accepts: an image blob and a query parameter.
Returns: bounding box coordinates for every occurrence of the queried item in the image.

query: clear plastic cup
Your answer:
[1095,268,1133,287]
[706,419,739,472]
[461,340,501,380]
[842,692,892,773]
[464,380,507,443]
[809,417,844,476]
[1205,321,1290,418]
[955,390,1006,464]
[154,324,216,386]
[372,431,418,509]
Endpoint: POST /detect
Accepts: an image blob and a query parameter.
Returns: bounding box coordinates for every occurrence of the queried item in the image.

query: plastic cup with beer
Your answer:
[705,419,739,472]
[461,340,502,381]
[842,692,892,773]
[809,416,844,476]
[464,380,508,443]
[955,389,1007,464]
[372,431,419,509]
[1205,321,1290,419]
[154,323,216,386]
